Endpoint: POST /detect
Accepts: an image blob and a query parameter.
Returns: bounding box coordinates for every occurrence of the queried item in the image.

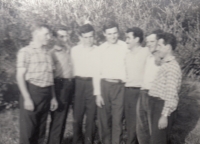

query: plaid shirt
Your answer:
[17,43,54,87]
[149,56,182,116]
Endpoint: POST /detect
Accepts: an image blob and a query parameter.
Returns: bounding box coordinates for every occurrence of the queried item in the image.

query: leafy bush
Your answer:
[0,0,200,109]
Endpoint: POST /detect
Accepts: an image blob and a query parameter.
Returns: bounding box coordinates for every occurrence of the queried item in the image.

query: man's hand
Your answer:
[96,95,105,108]
[24,98,34,111]
[50,97,58,111]
[158,115,168,129]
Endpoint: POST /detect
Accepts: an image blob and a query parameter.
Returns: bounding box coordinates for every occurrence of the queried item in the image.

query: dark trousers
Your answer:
[20,82,52,144]
[47,78,74,144]
[136,90,173,144]
[98,79,124,144]
[73,77,96,144]
[124,87,140,144]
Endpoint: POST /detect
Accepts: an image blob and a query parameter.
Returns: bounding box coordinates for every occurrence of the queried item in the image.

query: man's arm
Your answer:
[92,46,104,108]
[16,67,34,111]
[50,86,58,111]
[158,64,181,129]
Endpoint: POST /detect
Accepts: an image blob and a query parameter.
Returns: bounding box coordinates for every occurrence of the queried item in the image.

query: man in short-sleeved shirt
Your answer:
[16,25,58,144]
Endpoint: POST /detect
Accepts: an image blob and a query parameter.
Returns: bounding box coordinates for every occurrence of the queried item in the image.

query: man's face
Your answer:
[103,27,119,44]
[156,38,170,58]
[57,30,69,46]
[126,32,138,49]
[34,27,51,46]
[146,34,158,52]
[81,31,94,47]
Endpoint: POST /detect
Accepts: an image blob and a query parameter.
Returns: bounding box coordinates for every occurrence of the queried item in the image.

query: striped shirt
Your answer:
[149,56,182,116]
[17,43,54,87]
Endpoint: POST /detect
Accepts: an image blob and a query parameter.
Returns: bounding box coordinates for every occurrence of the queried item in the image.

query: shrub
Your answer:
[0,0,200,109]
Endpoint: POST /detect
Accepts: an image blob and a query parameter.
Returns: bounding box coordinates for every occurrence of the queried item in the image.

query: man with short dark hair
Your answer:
[94,20,128,144]
[71,24,97,144]
[16,24,58,144]
[136,29,163,144]
[47,25,74,144]
[124,27,149,144]
[138,32,182,144]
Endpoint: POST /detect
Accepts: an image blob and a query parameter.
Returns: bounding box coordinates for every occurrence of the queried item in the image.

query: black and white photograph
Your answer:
[0,0,200,144]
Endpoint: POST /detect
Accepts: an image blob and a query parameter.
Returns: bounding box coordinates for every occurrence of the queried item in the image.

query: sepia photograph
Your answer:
[0,0,200,144]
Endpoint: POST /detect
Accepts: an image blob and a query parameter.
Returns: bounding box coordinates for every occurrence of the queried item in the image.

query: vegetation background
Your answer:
[0,0,200,144]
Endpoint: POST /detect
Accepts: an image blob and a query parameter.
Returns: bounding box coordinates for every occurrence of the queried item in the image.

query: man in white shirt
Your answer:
[136,29,163,144]
[124,27,149,144]
[71,24,97,144]
[95,21,127,144]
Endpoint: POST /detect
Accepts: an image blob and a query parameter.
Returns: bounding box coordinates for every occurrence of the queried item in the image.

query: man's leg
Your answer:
[149,97,167,144]
[85,81,96,144]
[124,88,140,144]
[73,78,86,144]
[136,90,151,144]
[48,79,74,144]
[20,83,51,144]
[20,102,38,144]
[111,82,124,144]
[98,80,112,144]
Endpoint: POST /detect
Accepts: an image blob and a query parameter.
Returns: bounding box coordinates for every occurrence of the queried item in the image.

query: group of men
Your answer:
[16,20,182,144]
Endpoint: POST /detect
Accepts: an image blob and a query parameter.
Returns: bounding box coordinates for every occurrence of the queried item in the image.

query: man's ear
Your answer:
[166,44,172,51]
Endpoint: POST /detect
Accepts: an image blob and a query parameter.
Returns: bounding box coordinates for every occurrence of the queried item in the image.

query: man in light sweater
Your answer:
[71,24,97,144]
[124,27,149,144]
[95,20,128,144]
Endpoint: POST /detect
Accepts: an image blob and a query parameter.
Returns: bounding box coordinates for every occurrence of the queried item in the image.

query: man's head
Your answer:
[79,24,94,47]
[146,29,164,53]
[54,25,70,47]
[125,27,143,49]
[156,32,177,58]
[103,21,119,44]
[31,24,51,46]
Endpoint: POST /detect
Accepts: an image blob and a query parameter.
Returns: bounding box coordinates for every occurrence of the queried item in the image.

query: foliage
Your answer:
[0,0,200,107]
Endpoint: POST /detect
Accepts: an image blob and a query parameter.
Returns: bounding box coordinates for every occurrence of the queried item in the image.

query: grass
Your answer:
[0,79,200,144]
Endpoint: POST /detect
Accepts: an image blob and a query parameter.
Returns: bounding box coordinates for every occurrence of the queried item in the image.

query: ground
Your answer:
[0,80,200,144]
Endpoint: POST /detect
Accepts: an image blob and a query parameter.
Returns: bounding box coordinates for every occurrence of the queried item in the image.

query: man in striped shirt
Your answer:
[139,32,182,144]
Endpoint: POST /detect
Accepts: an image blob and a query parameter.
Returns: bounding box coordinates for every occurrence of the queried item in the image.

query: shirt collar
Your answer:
[80,44,96,51]
[54,45,64,51]
[29,42,42,49]
[105,40,123,47]
[162,55,175,63]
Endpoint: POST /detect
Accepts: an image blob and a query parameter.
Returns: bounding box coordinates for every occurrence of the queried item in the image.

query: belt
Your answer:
[148,95,163,101]
[55,78,73,82]
[75,76,92,81]
[103,78,123,83]
[141,89,149,93]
